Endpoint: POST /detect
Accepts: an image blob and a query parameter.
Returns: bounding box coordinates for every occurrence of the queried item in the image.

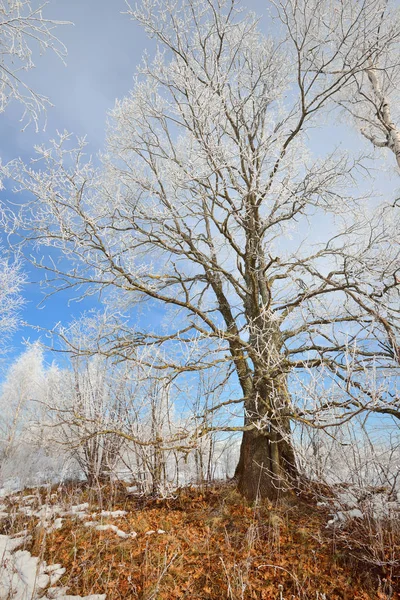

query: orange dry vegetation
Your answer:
[31,483,399,600]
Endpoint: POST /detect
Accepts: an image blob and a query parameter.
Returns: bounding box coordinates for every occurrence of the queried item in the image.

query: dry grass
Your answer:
[1,482,399,599]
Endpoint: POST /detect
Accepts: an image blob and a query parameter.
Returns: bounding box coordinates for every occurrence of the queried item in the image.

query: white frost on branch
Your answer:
[0,0,67,128]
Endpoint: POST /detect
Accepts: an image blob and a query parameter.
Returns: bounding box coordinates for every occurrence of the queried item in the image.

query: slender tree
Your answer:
[0,249,24,356]
[7,0,400,499]
[0,342,44,466]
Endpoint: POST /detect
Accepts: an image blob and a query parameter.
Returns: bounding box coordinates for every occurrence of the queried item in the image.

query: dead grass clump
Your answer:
[27,482,397,599]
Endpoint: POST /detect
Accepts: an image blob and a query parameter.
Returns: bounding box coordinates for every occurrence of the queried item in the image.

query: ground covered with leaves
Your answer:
[1,482,398,599]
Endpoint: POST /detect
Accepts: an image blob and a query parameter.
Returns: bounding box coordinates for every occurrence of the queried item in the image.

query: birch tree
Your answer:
[7,0,400,499]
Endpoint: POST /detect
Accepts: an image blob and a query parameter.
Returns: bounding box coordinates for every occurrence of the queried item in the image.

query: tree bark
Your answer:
[235,427,296,500]
[234,377,298,501]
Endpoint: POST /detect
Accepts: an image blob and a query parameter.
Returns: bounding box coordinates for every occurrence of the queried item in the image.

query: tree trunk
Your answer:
[234,377,298,501]
[235,423,297,500]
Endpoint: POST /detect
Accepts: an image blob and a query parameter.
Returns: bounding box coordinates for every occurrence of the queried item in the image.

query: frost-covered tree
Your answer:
[47,316,229,492]
[0,344,80,488]
[0,1,65,349]
[0,250,24,355]
[274,0,400,172]
[0,342,44,462]
[0,0,66,129]
[44,354,127,486]
[7,0,400,499]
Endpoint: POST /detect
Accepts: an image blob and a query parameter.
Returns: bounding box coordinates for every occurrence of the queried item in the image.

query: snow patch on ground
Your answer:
[0,532,64,598]
[98,510,126,518]
[0,530,106,599]
[0,489,172,597]
[325,485,400,527]
[0,502,107,600]
[83,522,136,539]
[16,501,96,533]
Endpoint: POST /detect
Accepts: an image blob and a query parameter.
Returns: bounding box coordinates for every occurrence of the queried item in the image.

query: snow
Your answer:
[145,529,166,536]
[0,530,107,599]
[16,501,96,531]
[70,503,89,513]
[83,522,136,539]
[335,490,358,509]
[0,501,107,600]
[46,593,105,600]
[98,510,126,518]
[0,532,65,599]
[325,485,400,527]
[42,518,64,534]
[346,508,364,519]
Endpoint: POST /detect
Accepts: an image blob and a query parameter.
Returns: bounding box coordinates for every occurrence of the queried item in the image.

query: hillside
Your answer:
[0,482,398,599]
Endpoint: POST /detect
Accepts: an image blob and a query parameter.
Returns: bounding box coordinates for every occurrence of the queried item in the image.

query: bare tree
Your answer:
[0,249,24,356]
[334,1,400,170]
[6,0,400,499]
[0,0,67,130]
[45,354,127,486]
[0,341,44,486]
[0,2,66,361]
[271,0,400,170]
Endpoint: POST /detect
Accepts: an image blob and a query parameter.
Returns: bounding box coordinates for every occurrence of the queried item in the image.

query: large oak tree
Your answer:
[7,0,400,499]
